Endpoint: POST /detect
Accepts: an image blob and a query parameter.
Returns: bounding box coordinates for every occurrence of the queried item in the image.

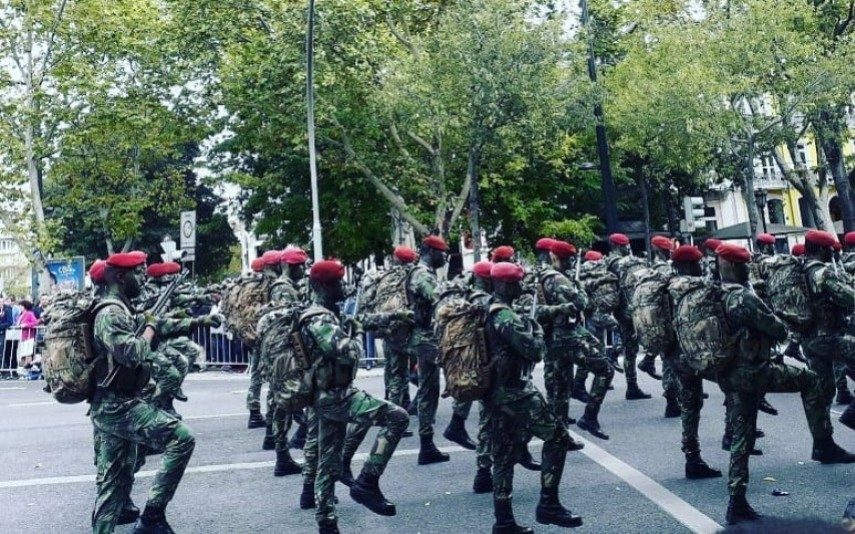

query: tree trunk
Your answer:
[663,179,678,237]
[467,144,482,262]
[638,172,651,262]
[820,137,855,233]
[773,145,831,231]
[742,140,760,242]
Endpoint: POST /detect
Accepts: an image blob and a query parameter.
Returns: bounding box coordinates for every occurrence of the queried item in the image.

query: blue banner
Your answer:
[32,257,86,296]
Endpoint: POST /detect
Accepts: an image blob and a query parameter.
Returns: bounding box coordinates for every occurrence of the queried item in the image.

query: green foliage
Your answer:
[540,215,603,247]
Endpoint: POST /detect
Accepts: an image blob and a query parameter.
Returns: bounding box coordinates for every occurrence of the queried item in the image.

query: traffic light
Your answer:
[683,196,705,232]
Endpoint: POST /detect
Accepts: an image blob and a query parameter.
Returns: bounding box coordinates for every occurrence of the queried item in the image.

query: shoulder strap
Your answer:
[488,303,511,316]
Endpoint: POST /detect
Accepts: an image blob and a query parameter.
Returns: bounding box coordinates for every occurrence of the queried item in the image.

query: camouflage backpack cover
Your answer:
[617,256,652,308]
[436,294,492,402]
[358,265,413,339]
[630,268,673,355]
[221,274,272,346]
[256,302,295,379]
[668,276,735,373]
[763,255,813,330]
[579,262,620,314]
[41,292,127,404]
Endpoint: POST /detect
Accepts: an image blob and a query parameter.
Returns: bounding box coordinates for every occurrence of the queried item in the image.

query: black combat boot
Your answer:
[837,387,853,405]
[473,466,493,494]
[117,498,141,525]
[725,495,762,524]
[274,449,302,477]
[247,409,265,429]
[262,423,275,450]
[664,395,681,418]
[638,356,662,380]
[318,522,340,534]
[783,340,805,362]
[841,401,855,431]
[350,472,396,516]
[339,458,356,487]
[418,435,450,465]
[535,487,583,528]
[289,422,307,449]
[812,437,855,464]
[492,498,533,534]
[132,506,174,534]
[721,433,763,455]
[517,446,541,471]
[173,389,188,402]
[300,481,315,509]
[625,379,652,400]
[684,452,722,479]
[443,413,476,450]
[571,374,593,403]
[407,400,418,417]
[757,396,778,416]
[577,403,609,440]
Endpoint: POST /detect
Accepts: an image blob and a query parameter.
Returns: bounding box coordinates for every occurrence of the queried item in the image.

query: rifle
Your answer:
[528,290,538,335]
[101,270,189,388]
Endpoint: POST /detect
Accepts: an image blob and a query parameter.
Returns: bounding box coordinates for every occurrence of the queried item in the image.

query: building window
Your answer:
[829,196,842,223]
[799,197,816,228]
[759,155,776,179]
[767,199,785,225]
[797,143,810,167]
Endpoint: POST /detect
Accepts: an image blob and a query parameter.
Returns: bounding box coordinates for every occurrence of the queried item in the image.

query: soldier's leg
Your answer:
[314,415,346,530]
[490,404,521,529]
[385,342,409,408]
[272,406,300,477]
[92,429,137,533]
[246,348,264,428]
[726,391,757,498]
[802,336,837,410]
[676,368,704,454]
[662,357,682,418]
[544,348,572,426]
[473,400,494,493]
[300,408,320,509]
[340,420,372,485]
[620,316,649,399]
[342,391,408,477]
[834,360,852,404]
[262,388,276,450]
[575,330,614,440]
[444,398,476,450]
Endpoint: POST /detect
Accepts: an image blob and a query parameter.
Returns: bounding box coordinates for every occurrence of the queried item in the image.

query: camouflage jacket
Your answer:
[486,303,546,404]
[721,283,787,365]
[92,288,192,396]
[804,259,855,335]
[749,253,771,301]
[407,263,439,329]
[842,251,855,276]
[540,268,587,335]
[299,304,363,392]
[651,260,672,277]
[270,276,304,304]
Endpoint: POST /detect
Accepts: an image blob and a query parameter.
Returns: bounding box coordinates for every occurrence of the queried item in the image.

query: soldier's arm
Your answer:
[305,315,363,366]
[94,306,155,367]
[494,308,545,364]
[411,269,438,304]
[728,290,787,342]
[156,316,194,337]
[356,310,412,331]
[550,276,587,314]
[822,271,855,312]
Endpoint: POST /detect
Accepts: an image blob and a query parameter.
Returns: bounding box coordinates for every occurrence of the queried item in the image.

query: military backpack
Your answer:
[41,292,128,404]
[579,263,620,314]
[630,268,673,355]
[358,265,414,339]
[221,274,273,346]
[762,255,813,330]
[436,294,492,402]
[668,276,735,373]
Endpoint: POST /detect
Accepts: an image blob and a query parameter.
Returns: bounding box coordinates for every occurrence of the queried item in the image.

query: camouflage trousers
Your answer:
[834,359,852,393]
[490,392,572,504]
[383,338,410,408]
[672,360,716,454]
[302,408,319,484]
[546,328,615,421]
[661,357,680,401]
[452,399,473,419]
[615,313,639,382]
[408,329,440,437]
[802,333,855,410]
[475,400,494,470]
[245,348,263,412]
[313,388,409,529]
[146,351,182,408]
[90,393,195,533]
[719,361,831,496]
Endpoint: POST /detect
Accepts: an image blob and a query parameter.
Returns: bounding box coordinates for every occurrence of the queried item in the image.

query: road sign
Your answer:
[180,211,196,261]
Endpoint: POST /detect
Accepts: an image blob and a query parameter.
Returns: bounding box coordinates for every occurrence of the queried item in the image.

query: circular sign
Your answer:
[182,219,194,239]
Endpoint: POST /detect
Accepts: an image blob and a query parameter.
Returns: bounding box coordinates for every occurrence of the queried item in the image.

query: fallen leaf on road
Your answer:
[763,477,777,482]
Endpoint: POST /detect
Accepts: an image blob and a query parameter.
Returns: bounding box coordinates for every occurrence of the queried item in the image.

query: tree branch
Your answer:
[406,130,437,156]
[385,12,418,56]
[36,0,69,87]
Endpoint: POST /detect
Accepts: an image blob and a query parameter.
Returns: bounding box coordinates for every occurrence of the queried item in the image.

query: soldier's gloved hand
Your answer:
[342,316,364,336]
[558,303,577,316]
[143,312,159,332]
[526,317,543,336]
[191,315,222,329]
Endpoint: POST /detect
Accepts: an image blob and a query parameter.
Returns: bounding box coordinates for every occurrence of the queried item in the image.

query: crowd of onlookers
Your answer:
[1,294,47,380]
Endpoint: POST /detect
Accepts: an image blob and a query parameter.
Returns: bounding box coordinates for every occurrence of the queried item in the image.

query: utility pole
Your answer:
[306,0,323,260]
[580,0,619,234]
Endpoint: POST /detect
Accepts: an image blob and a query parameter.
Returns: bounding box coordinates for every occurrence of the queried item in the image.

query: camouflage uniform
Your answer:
[540,268,614,423]
[486,303,573,508]
[300,304,408,530]
[406,263,441,438]
[245,271,282,413]
[606,254,646,385]
[89,290,195,533]
[802,259,855,408]
[718,283,832,496]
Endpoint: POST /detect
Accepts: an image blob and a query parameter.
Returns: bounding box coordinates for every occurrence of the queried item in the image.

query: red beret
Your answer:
[146,262,181,278]
[422,235,449,252]
[671,245,703,263]
[310,260,346,282]
[834,241,842,251]
[282,247,309,265]
[107,252,147,269]
[535,238,556,251]
[584,250,603,261]
[703,238,722,252]
[250,258,265,272]
[261,250,284,266]
[651,235,674,251]
[490,262,525,283]
[393,246,417,263]
[472,261,494,280]
[491,246,515,262]
[88,260,107,283]
[845,232,855,247]
[805,229,837,248]
[609,233,630,246]
[551,240,577,259]
[757,233,776,245]
[791,243,805,257]
[715,243,751,264]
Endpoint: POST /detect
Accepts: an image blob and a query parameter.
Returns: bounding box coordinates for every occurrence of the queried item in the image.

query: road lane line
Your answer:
[0,387,26,391]
[184,413,245,421]
[6,400,55,407]
[566,429,722,534]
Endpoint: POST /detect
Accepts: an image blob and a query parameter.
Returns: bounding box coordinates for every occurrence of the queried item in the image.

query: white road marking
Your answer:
[184,413,245,421]
[567,429,722,534]
[0,387,26,391]
[6,400,55,407]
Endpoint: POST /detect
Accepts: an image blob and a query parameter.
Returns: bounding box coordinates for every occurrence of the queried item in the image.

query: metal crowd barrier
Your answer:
[1,326,46,379]
[190,325,251,368]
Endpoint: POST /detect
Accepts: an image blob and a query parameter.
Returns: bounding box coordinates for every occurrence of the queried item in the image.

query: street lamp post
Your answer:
[580,0,620,234]
[306,0,323,261]
[754,189,769,234]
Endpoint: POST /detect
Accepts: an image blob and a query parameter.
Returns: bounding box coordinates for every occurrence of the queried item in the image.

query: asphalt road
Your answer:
[0,364,852,534]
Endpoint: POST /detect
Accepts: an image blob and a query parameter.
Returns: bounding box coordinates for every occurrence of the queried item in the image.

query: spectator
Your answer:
[0,298,13,377]
[33,296,47,320]
[16,300,40,377]
[9,295,21,325]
